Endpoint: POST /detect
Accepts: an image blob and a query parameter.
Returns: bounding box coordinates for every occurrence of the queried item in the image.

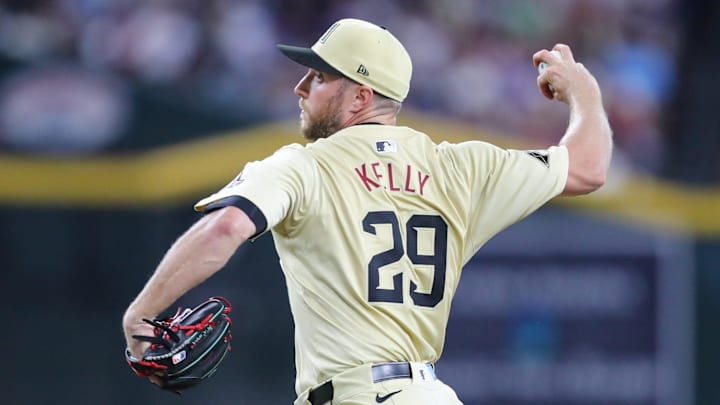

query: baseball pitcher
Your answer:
[123,18,612,405]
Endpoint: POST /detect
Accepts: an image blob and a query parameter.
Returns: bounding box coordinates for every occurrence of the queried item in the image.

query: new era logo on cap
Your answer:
[357,64,369,76]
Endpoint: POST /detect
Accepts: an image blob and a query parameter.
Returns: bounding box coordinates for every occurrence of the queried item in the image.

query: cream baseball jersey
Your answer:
[195,124,568,394]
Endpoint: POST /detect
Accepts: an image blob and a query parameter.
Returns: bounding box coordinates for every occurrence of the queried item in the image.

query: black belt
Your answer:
[308,362,434,405]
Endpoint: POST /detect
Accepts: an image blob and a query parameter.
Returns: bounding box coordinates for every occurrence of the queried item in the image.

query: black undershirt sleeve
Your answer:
[202,196,268,239]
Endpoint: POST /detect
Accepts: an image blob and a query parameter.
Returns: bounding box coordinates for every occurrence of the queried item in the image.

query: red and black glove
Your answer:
[125,297,232,393]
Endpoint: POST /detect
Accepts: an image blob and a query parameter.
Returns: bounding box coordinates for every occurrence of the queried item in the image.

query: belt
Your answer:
[308,362,435,405]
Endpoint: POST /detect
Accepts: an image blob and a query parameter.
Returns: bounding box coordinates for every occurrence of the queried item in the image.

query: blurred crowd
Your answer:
[0,0,678,172]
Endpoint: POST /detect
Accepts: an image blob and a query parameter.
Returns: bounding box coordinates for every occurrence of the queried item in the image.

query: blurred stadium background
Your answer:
[1,0,718,404]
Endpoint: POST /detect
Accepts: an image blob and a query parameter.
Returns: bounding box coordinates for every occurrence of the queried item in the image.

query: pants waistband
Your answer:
[308,362,436,405]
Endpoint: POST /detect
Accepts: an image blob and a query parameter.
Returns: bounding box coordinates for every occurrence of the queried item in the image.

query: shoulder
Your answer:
[243,143,318,186]
[275,142,309,155]
[437,140,505,162]
[265,143,315,166]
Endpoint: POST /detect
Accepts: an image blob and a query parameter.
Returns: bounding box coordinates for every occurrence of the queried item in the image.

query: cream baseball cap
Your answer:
[277,18,412,102]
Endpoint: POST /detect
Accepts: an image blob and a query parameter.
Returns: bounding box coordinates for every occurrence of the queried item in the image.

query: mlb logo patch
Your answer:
[172,350,187,365]
[375,140,397,153]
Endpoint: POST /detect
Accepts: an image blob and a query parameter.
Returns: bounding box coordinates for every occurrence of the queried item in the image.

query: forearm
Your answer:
[123,208,252,323]
[559,87,613,195]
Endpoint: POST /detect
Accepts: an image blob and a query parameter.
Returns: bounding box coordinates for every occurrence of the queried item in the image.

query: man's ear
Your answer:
[349,85,374,112]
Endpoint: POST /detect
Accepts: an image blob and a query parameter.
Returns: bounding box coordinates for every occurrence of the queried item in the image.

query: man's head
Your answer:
[277,19,412,141]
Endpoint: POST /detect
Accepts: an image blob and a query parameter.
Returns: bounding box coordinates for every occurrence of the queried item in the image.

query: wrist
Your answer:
[569,93,604,118]
[568,79,602,105]
[123,305,154,328]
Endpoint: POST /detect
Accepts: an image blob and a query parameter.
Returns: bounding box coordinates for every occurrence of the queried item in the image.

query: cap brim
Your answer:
[277,44,344,76]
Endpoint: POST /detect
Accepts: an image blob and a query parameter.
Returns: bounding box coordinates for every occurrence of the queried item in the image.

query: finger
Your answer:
[552,43,575,63]
[128,340,151,359]
[537,76,554,100]
[532,49,550,68]
[149,375,164,386]
[533,48,563,69]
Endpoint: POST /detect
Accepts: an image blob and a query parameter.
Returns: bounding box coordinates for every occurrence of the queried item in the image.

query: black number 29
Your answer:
[362,211,448,308]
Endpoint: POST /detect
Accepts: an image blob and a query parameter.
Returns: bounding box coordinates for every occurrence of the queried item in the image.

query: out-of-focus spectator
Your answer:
[0,67,130,155]
[0,0,680,171]
[200,0,279,116]
[80,3,200,83]
[0,4,73,61]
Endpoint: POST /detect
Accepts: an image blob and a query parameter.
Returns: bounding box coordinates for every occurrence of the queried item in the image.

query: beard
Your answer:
[300,89,345,142]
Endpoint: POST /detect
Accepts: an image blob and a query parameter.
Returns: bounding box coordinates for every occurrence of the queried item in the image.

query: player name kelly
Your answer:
[354,162,430,195]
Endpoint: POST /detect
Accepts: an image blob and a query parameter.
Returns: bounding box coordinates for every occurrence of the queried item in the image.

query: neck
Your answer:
[341,108,397,128]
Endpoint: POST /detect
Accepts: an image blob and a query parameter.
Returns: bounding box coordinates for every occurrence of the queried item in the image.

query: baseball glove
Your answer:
[125,296,232,393]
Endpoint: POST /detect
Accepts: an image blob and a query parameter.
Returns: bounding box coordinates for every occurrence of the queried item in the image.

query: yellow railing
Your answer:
[2,112,719,235]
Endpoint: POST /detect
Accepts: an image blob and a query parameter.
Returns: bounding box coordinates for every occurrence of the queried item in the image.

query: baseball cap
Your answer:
[277,18,412,102]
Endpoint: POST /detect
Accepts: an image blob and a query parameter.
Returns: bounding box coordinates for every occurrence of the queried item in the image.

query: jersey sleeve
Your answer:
[193,144,311,239]
[454,141,569,255]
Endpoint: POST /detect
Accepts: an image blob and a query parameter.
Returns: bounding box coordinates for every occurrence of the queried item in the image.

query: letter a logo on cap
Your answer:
[357,64,369,76]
